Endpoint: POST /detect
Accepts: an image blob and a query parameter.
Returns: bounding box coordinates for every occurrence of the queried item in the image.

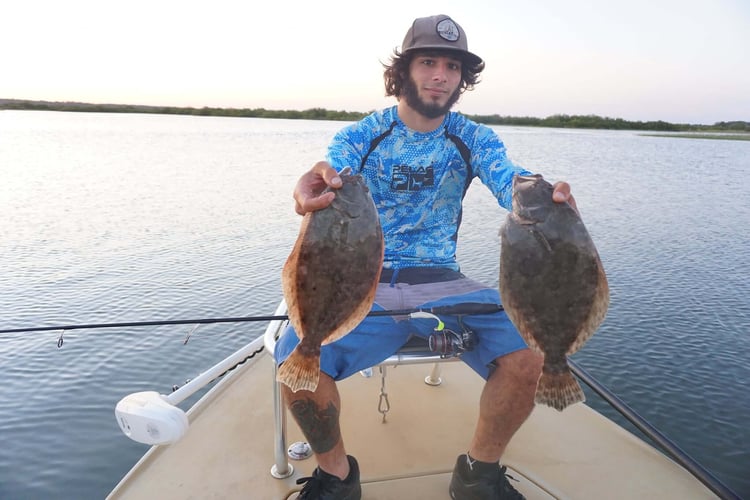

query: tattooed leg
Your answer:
[289,398,341,454]
[283,372,350,480]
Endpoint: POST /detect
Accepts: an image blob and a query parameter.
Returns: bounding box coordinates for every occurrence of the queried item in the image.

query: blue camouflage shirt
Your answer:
[327,106,531,271]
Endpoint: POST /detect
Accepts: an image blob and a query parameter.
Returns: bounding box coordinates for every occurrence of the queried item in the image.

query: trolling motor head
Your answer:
[115,391,189,445]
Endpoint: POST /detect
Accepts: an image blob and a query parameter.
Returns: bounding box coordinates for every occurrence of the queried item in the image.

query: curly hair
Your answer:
[383,49,485,98]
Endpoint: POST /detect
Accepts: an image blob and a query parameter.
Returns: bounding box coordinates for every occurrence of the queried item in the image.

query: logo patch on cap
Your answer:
[436,18,460,42]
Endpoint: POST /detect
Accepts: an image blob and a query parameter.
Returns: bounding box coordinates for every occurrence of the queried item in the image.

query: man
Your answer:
[275,14,576,500]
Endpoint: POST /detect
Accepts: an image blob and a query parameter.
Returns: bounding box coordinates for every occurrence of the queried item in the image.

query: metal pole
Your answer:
[270,368,293,479]
[263,301,294,479]
[569,359,740,500]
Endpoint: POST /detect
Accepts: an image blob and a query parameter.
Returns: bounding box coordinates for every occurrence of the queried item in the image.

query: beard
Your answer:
[402,76,462,119]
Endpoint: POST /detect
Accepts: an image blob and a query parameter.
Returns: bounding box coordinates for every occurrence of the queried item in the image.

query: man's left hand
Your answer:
[552,182,578,212]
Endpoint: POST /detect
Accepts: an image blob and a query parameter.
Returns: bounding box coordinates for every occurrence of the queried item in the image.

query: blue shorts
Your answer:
[274,269,528,381]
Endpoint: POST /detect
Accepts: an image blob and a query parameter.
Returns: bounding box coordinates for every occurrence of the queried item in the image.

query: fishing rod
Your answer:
[0,302,503,335]
[569,359,741,500]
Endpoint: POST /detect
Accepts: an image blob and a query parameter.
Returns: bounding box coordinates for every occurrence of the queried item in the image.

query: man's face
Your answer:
[402,53,463,119]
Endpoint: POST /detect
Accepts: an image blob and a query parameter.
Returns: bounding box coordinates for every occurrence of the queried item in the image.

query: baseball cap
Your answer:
[401,15,483,67]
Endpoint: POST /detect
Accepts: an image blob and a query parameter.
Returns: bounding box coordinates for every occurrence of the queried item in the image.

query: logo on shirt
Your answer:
[391,165,434,191]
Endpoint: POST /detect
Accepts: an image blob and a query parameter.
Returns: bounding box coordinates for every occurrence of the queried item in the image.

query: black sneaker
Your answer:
[295,455,361,499]
[449,454,525,500]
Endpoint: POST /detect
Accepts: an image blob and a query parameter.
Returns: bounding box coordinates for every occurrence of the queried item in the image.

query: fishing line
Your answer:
[0,302,504,336]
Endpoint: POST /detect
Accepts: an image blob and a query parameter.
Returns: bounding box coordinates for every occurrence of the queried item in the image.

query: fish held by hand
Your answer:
[279,169,384,393]
[499,174,609,411]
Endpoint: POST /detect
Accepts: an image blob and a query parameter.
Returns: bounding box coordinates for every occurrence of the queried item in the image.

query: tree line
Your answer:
[467,113,749,132]
[1,99,747,132]
[0,99,365,122]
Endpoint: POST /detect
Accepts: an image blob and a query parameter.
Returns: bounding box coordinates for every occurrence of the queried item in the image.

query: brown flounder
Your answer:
[279,169,384,392]
[499,174,609,411]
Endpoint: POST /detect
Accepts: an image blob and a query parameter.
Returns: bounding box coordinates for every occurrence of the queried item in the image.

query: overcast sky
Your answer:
[3,0,748,124]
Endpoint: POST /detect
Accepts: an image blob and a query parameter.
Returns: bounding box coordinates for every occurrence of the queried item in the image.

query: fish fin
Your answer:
[276,348,320,393]
[535,367,585,412]
[281,212,315,337]
[505,310,544,354]
[520,329,544,354]
[321,262,381,346]
[321,330,346,345]
[567,264,610,355]
[321,301,371,345]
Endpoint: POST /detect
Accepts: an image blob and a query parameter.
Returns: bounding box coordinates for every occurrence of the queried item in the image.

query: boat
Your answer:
[107,301,738,499]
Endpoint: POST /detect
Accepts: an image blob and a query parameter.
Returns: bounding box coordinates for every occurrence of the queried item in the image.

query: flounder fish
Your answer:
[499,174,609,411]
[279,168,384,392]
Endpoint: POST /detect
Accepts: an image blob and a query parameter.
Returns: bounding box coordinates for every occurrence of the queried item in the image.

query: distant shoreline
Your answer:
[639,133,750,141]
[2,98,748,134]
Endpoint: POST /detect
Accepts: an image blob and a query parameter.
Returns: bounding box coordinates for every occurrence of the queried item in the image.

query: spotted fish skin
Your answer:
[279,171,384,393]
[499,174,609,411]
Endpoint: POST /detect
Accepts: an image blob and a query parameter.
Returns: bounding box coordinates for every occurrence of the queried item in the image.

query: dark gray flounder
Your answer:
[279,169,384,393]
[500,174,609,411]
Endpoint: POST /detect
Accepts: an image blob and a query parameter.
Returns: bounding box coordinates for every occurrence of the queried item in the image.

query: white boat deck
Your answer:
[108,344,717,499]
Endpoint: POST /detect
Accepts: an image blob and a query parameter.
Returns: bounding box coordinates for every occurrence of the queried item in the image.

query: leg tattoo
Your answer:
[289,398,341,454]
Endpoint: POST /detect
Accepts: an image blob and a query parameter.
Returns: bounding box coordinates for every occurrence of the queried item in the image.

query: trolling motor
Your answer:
[115,391,189,445]
[114,336,268,445]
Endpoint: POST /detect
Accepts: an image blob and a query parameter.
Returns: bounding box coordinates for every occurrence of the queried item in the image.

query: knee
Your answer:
[494,348,543,386]
[281,372,336,405]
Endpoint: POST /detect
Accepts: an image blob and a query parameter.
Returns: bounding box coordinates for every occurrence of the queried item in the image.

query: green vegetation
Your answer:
[467,113,749,132]
[640,133,750,141]
[0,99,365,122]
[1,98,748,133]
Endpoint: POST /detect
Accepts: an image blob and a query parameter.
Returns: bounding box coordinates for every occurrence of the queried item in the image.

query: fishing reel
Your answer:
[428,327,477,357]
[411,311,477,358]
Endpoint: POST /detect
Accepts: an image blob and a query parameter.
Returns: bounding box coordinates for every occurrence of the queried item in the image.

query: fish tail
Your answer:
[535,367,585,412]
[276,347,321,393]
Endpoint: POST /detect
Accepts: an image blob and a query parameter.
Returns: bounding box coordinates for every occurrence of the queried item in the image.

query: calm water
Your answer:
[1,111,748,499]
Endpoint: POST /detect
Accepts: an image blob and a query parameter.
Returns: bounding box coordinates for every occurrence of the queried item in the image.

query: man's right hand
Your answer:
[293,161,343,215]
